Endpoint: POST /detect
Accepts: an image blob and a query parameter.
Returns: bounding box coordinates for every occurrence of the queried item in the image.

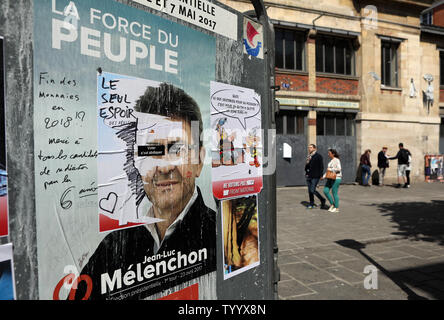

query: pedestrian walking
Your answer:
[322,149,342,213]
[304,144,326,209]
[389,143,411,188]
[360,149,372,186]
[377,147,389,186]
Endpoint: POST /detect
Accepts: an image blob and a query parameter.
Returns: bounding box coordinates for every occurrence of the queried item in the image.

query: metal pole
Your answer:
[249,0,279,299]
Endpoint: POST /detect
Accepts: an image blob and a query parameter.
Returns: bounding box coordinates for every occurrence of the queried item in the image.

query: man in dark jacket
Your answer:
[72,83,216,300]
[389,143,411,188]
[377,147,389,186]
[305,144,326,209]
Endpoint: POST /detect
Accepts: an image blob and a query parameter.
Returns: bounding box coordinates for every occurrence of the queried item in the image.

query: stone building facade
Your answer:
[220,0,442,186]
[421,0,444,155]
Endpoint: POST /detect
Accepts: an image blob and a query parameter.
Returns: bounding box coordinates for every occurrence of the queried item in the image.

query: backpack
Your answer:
[372,170,380,185]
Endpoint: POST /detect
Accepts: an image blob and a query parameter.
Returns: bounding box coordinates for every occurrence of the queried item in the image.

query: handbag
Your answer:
[325,170,337,180]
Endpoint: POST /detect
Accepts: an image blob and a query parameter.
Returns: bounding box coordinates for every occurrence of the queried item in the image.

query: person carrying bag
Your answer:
[322,149,342,213]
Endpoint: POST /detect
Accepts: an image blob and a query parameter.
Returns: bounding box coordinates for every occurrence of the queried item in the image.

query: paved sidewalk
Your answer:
[277,182,444,300]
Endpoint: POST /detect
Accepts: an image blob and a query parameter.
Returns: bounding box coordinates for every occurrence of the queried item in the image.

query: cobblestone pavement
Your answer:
[277,182,444,300]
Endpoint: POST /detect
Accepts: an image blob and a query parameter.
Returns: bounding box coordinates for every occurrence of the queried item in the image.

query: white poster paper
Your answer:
[97,73,164,232]
[283,143,292,159]
[133,0,238,40]
[210,81,263,200]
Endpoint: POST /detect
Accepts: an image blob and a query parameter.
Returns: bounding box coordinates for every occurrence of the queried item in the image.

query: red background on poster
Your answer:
[213,177,263,200]
[99,213,145,233]
[158,283,199,300]
[0,195,7,236]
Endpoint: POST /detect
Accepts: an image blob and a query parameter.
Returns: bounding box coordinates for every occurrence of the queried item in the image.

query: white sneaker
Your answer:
[332,208,340,213]
[328,205,335,212]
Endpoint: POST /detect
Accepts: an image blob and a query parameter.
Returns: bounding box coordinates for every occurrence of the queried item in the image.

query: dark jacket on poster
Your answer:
[73,187,216,300]
[377,151,389,168]
[305,152,324,179]
[389,149,411,165]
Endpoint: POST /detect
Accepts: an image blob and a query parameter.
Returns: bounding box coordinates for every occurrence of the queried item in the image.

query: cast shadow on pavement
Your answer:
[336,239,428,300]
[300,201,329,210]
[372,200,444,245]
[338,200,444,299]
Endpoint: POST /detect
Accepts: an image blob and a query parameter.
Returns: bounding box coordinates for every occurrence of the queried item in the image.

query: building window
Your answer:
[346,114,355,137]
[421,11,433,25]
[276,111,306,135]
[440,51,444,86]
[316,113,355,136]
[381,41,399,88]
[336,115,345,136]
[441,117,444,138]
[325,115,335,135]
[275,27,305,71]
[316,35,355,76]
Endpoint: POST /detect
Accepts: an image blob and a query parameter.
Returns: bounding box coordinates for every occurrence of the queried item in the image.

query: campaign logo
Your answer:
[243,20,263,59]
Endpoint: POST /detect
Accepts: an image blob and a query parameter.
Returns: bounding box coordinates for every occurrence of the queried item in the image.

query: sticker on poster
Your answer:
[97,72,163,233]
[210,81,263,200]
[222,195,260,280]
[0,36,8,238]
[243,18,263,59]
[0,243,16,300]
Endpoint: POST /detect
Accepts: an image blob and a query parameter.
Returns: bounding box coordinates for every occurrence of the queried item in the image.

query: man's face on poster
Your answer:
[134,117,204,213]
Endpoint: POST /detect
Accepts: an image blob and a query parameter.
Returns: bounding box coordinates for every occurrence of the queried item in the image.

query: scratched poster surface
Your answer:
[34,0,215,300]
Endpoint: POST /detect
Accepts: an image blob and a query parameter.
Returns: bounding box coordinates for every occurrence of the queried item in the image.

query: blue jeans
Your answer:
[362,165,371,185]
[306,178,325,205]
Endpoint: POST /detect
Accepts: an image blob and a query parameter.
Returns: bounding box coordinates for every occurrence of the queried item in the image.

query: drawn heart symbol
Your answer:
[99,192,118,214]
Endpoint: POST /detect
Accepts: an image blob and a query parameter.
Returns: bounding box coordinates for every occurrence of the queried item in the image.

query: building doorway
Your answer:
[276,110,308,186]
[316,112,357,183]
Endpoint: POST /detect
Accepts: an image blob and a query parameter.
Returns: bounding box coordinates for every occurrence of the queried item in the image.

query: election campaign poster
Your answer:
[34,0,216,300]
[222,195,260,279]
[210,81,263,200]
[0,243,16,300]
[0,36,8,238]
[425,155,444,182]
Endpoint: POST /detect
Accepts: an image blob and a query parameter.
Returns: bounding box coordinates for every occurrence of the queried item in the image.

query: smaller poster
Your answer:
[243,18,263,59]
[210,81,263,200]
[425,155,444,182]
[0,36,8,238]
[0,243,16,300]
[222,195,260,279]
